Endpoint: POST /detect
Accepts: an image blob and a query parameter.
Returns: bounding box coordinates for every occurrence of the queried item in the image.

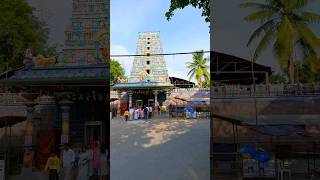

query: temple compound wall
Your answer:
[212,96,320,145]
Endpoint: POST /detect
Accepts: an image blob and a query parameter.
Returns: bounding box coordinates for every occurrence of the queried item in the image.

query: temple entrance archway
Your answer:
[84,121,103,146]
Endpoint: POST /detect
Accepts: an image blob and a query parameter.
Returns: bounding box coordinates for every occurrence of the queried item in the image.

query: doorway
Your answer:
[84,121,102,145]
[148,99,154,107]
[136,100,143,108]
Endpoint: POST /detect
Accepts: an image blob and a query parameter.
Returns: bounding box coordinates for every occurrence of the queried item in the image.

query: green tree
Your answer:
[241,0,320,84]
[186,50,210,88]
[0,0,51,72]
[110,59,125,85]
[270,72,287,84]
[295,55,320,83]
[166,0,210,22]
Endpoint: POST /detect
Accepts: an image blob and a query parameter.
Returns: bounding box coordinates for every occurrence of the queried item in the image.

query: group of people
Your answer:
[123,105,154,121]
[44,142,108,180]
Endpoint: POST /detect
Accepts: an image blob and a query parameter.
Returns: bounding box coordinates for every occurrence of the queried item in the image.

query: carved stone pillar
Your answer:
[117,91,121,116]
[59,99,73,145]
[24,101,37,148]
[21,93,38,169]
[128,91,133,109]
[153,90,158,112]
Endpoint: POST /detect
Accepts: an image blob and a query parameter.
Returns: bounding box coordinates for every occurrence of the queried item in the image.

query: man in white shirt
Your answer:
[129,107,134,120]
[146,106,149,120]
[149,106,153,119]
[61,143,75,180]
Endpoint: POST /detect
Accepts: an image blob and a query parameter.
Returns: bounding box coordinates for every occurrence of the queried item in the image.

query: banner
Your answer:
[35,130,56,170]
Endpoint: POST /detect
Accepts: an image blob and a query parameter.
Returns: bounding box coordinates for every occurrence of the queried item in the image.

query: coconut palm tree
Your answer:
[241,0,320,84]
[186,51,210,88]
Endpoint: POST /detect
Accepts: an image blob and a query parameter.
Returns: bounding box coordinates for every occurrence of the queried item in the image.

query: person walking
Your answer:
[44,152,61,180]
[149,105,153,119]
[129,107,134,121]
[124,110,129,121]
[60,143,75,180]
[93,141,100,179]
[86,144,94,180]
[98,146,108,180]
[144,105,148,120]
[139,106,144,119]
[77,146,90,180]
[146,105,150,120]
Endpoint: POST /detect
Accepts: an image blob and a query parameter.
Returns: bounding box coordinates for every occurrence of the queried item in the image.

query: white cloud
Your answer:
[110,45,133,76]
[167,68,197,83]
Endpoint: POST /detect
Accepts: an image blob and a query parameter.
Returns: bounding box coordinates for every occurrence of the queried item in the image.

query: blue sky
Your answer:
[110,0,210,80]
[26,0,319,77]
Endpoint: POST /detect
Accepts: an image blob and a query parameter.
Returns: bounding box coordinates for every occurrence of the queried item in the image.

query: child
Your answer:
[44,152,61,180]
[124,110,129,121]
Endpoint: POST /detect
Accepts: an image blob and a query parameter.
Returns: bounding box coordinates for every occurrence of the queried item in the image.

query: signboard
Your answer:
[243,159,276,178]
[0,160,5,180]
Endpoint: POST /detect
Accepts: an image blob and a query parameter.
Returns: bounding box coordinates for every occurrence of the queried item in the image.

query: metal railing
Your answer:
[211,84,320,97]
[0,136,24,177]
[171,88,210,93]
[0,93,25,105]
[171,88,210,98]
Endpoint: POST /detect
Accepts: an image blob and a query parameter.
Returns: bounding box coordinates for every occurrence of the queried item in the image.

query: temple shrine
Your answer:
[0,0,109,174]
[112,32,174,114]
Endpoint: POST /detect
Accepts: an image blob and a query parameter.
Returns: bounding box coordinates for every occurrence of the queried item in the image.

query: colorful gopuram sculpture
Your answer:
[129,32,170,83]
[62,0,107,65]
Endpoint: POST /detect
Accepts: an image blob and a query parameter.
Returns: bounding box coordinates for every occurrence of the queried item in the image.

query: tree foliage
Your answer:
[110,59,125,85]
[270,72,287,84]
[241,0,320,84]
[295,55,320,83]
[0,0,52,72]
[166,0,210,22]
[186,50,210,88]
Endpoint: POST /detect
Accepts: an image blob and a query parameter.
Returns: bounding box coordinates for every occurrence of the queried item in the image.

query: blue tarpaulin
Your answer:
[186,98,209,105]
[184,107,195,113]
[240,145,270,162]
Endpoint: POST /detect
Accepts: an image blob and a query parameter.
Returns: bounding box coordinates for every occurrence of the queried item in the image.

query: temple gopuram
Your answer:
[112,32,174,114]
[0,0,109,174]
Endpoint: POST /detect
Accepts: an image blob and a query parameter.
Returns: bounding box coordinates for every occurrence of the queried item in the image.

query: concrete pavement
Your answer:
[110,117,210,180]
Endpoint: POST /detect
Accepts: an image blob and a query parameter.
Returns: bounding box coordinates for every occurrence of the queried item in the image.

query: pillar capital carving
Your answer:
[21,92,38,102]
[58,99,73,106]
[128,90,133,96]
[55,92,73,102]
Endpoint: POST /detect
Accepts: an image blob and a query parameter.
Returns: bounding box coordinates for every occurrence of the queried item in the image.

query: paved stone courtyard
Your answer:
[110,116,210,180]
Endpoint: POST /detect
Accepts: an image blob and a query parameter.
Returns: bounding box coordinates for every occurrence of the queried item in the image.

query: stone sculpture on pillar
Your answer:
[21,92,38,169]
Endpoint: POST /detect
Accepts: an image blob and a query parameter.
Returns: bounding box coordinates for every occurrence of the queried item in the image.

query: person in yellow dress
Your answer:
[124,110,129,121]
[44,152,61,180]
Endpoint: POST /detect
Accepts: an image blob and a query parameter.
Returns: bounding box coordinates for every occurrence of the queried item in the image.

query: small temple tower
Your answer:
[129,32,170,83]
[63,0,107,65]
